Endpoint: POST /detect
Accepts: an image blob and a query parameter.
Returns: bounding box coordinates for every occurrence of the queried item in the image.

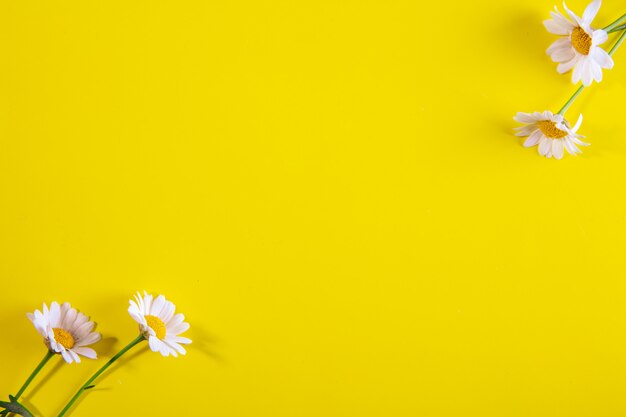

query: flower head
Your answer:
[514,111,588,159]
[544,0,613,86]
[27,302,101,364]
[128,291,191,357]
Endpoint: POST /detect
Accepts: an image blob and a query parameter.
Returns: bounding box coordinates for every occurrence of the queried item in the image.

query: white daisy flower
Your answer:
[27,302,101,364]
[128,291,191,357]
[544,0,613,86]
[514,111,588,159]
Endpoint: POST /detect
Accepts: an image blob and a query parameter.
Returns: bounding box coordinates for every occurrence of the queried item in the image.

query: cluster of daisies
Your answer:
[514,0,626,159]
[0,291,191,417]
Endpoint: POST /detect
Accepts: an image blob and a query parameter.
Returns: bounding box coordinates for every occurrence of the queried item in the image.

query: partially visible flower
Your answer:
[544,0,613,86]
[27,302,101,364]
[128,291,191,357]
[514,110,588,159]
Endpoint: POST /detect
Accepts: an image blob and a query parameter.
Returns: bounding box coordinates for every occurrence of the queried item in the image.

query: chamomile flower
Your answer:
[544,0,613,86]
[128,291,191,357]
[27,302,101,364]
[514,111,588,159]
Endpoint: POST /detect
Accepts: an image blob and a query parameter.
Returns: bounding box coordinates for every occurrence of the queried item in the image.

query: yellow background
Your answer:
[2,0,626,415]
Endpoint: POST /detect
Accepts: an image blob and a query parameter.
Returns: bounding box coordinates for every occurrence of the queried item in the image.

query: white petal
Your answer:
[173,336,192,345]
[581,58,593,86]
[514,112,538,123]
[515,126,538,137]
[590,60,603,82]
[73,347,97,359]
[161,301,176,324]
[74,321,95,337]
[73,312,89,328]
[539,137,551,156]
[148,335,162,353]
[558,56,579,73]
[547,38,572,55]
[592,47,614,69]
[28,315,49,338]
[159,342,171,357]
[164,343,179,357]
[592,29,608,45]
[544,17,573,35]
[49,302,61,328]
[62,307,78,331]
[582,0,601,24]
[151,295,166,317]
[572,114,583,132]
[551,8,576,30]
[69,349,81,363]
[564,138,580,154]
[165,339,187,355]
[168,322,190,335]
[144,293,154,316]
[572,60,584,83]
[168,313,186,329]
[75,332,101,347]
[128,311,144,325]
[572,137,590,146]
[563,2,584,26]
[61,350,74,364]
[524,130,543,147]
[550,45,576,62]
[552,139,565,159]
[543,110,554,120]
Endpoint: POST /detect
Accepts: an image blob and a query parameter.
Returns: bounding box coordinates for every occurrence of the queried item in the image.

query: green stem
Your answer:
[557,85,585,115]
[14,350,55,401]
[604,13,626,33]
[608,23,626,33]
[56,335,145,417]
[558,28,626,116]
[0,396,36,417]
[609,28,626,56]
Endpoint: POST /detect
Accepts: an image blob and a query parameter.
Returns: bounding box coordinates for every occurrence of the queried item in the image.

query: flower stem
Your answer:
[608,23,626,33]
[56,335,145,417]
[609,27,626,56]
[604,13,626,32]
[558,28,626,116]
[557,85,585,115]
[14,350,55,401]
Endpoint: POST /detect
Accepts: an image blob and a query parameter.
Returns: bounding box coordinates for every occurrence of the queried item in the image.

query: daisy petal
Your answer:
[572,114,583,132]
[564,138,581,154]
[73,347,97,359]
[148,335,162,352]
[514,112,538,123]
[562,2,583,26]
[592,47,614,69]
[592,29,608,45]
[582,0,601,24]
[557,56,579,74]
[539,137,552,156]
[524,130,543,147]
[552,139,565,160]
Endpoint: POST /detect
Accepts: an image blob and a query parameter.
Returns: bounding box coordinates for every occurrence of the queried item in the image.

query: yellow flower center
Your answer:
[537,120,568,139]
[53,328,75,349]
[145,315,166,340]
[571,27,592,55]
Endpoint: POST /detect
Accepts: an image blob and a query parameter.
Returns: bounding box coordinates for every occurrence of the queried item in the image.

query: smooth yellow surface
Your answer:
[2,1,626,415]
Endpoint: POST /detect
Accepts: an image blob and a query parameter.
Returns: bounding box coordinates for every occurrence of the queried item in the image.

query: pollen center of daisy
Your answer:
[537,120,568,139]
[53,328,75,349]
[571,27,592,55]
[145,315,166,340]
